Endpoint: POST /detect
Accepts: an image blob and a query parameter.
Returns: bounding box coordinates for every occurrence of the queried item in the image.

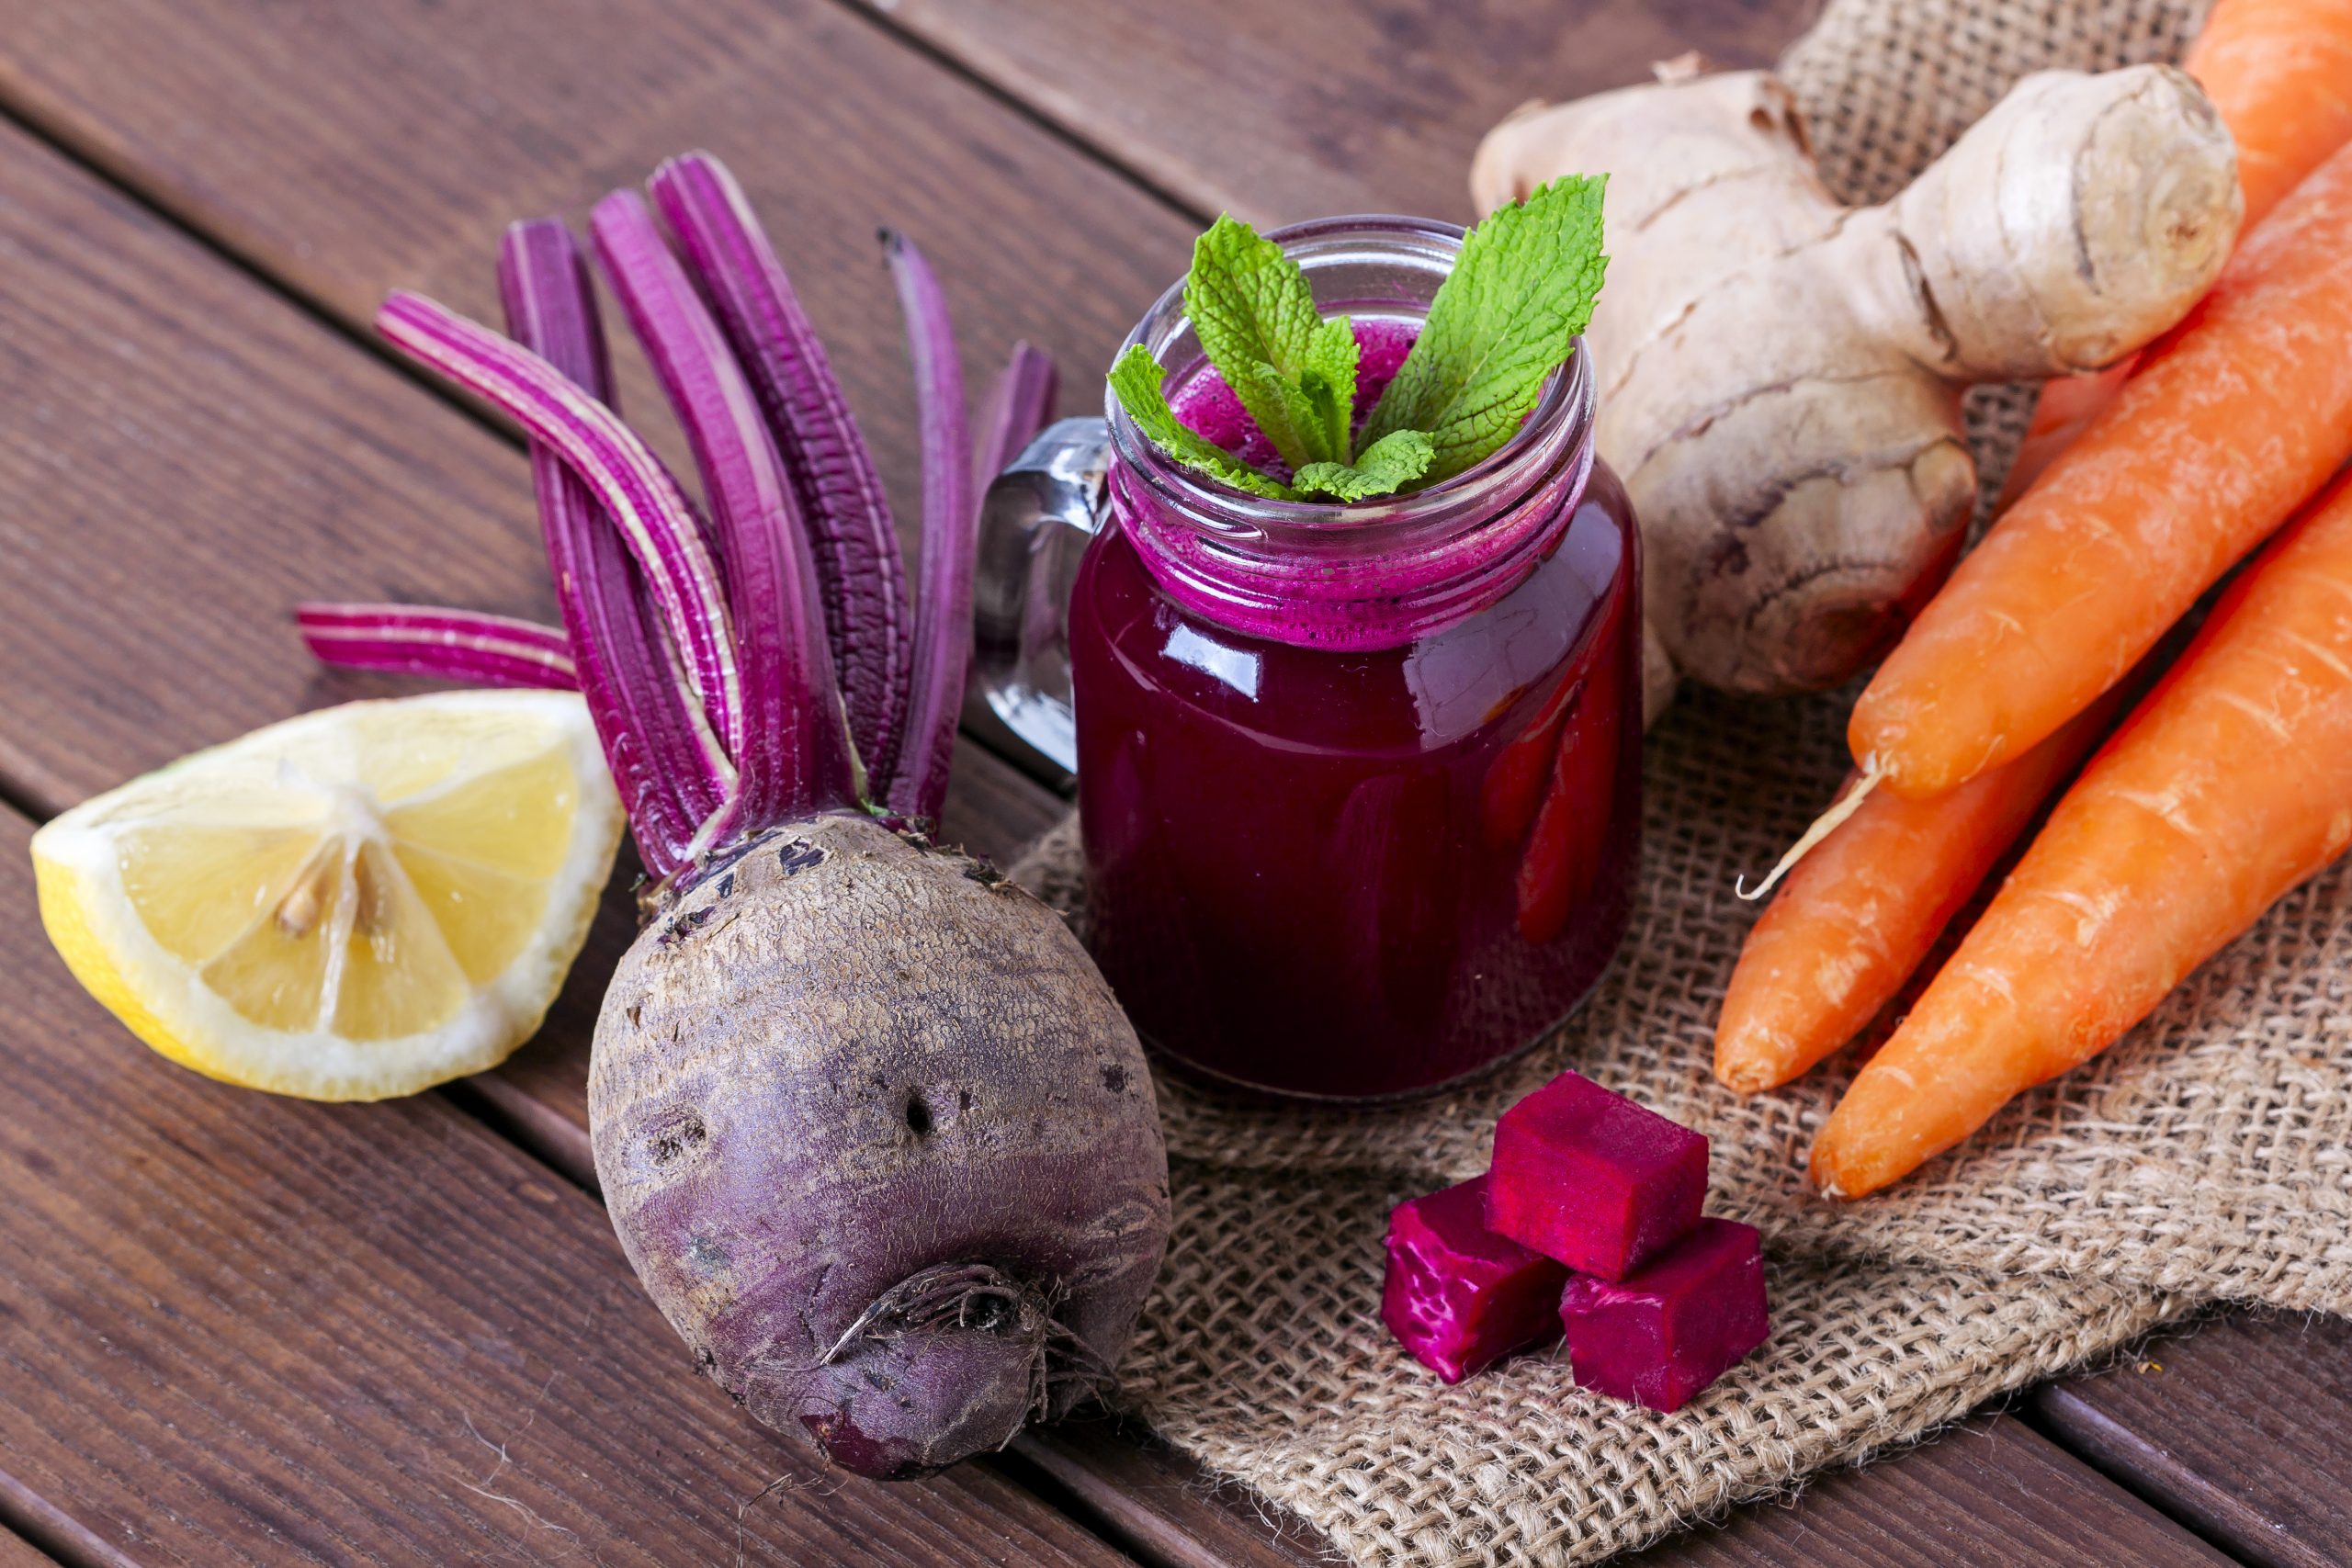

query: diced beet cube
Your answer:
[1382,1175,1570,1383]
[1558,1217,1769,1413]
[1486,1070,1708,1278]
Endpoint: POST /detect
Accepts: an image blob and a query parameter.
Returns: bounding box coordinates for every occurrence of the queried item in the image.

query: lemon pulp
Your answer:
[32,691,625,1100]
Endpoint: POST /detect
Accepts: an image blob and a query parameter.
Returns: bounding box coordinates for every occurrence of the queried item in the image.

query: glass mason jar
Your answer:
[1065,214,1643,1101]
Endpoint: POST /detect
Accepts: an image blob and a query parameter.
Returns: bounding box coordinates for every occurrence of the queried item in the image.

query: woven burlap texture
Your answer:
[1011,1,2352,1561]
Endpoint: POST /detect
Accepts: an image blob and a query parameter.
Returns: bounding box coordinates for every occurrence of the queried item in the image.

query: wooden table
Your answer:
[0,2,2343,1564]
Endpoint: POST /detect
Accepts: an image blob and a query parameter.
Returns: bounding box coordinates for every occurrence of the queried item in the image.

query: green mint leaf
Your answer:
[1292,429,1435,502]
[1300,315,1359,463]
[1185,214,1338,466]
[1361,175,1607,483]
[1107,344,1298,501]
[1240,361,1322,472]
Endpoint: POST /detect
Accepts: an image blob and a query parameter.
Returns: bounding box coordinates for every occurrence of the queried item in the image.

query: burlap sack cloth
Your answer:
[1013,1,2352,1560]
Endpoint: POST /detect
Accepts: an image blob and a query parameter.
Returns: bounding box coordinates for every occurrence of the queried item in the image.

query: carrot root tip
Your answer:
[1713,1059,1772,1095]
[1736,764,1884,902]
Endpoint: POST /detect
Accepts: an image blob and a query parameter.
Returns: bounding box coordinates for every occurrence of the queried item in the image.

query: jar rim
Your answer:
[1102,212,1591,540]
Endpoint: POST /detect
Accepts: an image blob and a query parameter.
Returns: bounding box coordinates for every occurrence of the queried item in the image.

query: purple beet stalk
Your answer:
[972,340,1059,498]
[377,289,746,775]
[297,592,707,862]
[880,231,975,825]
[296,602,579,691]
[497,219,729,872]
[650,152,910,787]
[590,188,854,835]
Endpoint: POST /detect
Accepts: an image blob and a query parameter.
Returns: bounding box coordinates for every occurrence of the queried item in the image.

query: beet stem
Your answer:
[590,189,857,834]
[650,152,911,788]
[879,231,976,825]
[296,601,580,690]
[377,288,745,772]
[496,221,729,874]
[972,342,1058,500]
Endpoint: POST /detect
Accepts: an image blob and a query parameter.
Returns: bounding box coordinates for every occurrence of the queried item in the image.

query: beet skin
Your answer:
[590,814,1170,1478]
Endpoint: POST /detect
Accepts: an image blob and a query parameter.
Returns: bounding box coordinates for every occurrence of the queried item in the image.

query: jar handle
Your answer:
[964,416,1111,778]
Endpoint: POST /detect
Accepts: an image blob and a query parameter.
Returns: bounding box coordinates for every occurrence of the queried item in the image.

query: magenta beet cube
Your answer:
[1382,1175,1570,1383]
[1558,1217,1770,1413]
[1486,1071,1708,1279]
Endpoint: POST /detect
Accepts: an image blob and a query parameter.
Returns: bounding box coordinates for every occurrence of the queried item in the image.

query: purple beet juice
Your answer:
[1071,216,1641,1100]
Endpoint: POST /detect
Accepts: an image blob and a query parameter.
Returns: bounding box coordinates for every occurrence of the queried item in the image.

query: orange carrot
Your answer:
[1715,693,2119,1094]
[1849,139,2352,800]
[1814,469,2352,1197]
[2191,0,2352,226]
[1999,367,2130,509]
[2000,0,2352,503]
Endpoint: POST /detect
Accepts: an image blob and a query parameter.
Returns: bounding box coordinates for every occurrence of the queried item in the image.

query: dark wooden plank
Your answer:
[2032,1314,2352,1568]
[1013,1418,1337,1568]
[852,0,1816,226]
[0,130,544,813]
[0,1517,63,1568]
[944,737,1077,857]
[1622,1416,2230,1566]
[0,0,1194,539]
[0,0,1195,788]
[0,808,1128,1568]
[1017,1404,2245,1568]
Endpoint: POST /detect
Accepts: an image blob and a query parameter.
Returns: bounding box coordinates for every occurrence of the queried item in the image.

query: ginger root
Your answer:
[1475,66,2241,700]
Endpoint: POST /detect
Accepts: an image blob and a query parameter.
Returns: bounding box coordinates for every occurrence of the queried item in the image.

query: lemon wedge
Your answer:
[31,691,625,1100]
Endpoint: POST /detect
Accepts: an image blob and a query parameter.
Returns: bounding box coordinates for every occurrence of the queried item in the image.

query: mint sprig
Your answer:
[1359,175,1608,481]
[1297,315,1359,466]
[1107,178,1607,505]
[1295,430,1434,502]
[1186,216,1330,470]
[1108,344,1297,501]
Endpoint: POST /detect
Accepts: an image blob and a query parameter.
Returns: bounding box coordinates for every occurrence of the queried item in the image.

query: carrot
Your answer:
[1813,469,2352,1198]
[1849,139,2352,800]
[1999,367,2131,508]
[1999,0,2352,503]
[2191,0,2352,227]
[1715,693,2119,1094]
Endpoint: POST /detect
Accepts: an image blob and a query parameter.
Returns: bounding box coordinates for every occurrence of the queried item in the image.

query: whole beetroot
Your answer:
[342,152,1170,1477]
[594,818,1167,1475]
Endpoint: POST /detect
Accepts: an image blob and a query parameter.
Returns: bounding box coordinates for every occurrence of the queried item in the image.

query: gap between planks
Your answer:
[0,1473,124,1568]
[817,0,1217,227]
